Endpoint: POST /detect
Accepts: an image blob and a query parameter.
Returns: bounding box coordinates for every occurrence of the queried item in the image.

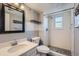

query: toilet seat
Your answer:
[37,45,50,53]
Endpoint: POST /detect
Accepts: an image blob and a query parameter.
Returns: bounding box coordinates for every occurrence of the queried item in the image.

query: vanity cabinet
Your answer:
[21,47,37,56]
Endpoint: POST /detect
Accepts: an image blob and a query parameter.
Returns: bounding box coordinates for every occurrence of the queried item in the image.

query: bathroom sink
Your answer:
[8,44,27,53]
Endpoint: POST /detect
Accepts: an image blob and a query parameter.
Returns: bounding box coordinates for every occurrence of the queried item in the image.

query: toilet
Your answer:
[32,37,50,56]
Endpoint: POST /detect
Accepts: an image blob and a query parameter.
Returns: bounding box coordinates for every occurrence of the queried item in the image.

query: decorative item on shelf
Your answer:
[30,20,41,24]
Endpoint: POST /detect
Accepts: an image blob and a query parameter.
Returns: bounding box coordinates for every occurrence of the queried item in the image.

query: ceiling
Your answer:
[25,3,74,15]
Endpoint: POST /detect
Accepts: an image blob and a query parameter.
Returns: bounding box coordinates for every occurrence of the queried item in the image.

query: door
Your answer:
[50,10,72,50]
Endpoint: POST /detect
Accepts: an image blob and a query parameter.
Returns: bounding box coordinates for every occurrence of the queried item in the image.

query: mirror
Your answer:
[0,4,25,33]
[5,6,23,31]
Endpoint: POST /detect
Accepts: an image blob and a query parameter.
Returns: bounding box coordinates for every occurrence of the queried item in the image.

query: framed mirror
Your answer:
[0,4,25,33]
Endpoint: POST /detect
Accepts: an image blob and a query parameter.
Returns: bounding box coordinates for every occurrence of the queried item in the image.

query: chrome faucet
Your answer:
[11,39,18,46]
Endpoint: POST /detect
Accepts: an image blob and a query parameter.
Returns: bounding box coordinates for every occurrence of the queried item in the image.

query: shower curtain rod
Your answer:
[44,7,74,16]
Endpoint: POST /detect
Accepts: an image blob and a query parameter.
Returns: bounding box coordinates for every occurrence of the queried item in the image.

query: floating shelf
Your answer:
[30,20,41,24]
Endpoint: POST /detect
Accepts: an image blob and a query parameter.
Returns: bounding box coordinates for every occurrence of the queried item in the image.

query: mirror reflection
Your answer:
[5,6,23,31]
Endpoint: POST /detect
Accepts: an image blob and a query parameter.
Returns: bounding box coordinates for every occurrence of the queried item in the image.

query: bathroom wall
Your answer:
[24,5,40,40]
[38,12,47,45]
[0,4,40,43]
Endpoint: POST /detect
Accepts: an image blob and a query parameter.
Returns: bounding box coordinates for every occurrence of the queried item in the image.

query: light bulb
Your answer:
[14,3,19,6]
[20,5,24,9]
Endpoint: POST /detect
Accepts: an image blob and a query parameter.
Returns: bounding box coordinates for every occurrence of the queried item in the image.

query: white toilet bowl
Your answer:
[37,45,50,56]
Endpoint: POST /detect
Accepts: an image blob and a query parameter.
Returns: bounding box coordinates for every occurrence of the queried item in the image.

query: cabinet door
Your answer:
[21,48,37,56]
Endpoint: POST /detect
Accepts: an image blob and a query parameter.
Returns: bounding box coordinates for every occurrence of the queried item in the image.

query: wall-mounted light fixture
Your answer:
[14,3,19,7]
[14,3,24,10]
[20,4,24,10]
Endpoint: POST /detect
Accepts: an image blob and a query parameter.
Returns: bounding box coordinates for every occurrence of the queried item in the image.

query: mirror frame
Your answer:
[0,4,25,34]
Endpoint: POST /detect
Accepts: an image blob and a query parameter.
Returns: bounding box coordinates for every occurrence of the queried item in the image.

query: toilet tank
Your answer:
[32,37,40,45]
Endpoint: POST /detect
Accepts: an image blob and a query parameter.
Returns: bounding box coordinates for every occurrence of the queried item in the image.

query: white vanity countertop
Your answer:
[0,40,38,56]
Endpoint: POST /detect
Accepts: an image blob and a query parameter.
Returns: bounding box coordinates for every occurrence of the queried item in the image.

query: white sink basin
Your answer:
[8,44,27,53]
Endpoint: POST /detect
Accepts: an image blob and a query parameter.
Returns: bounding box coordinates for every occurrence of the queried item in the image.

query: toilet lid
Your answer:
[37,45,50,53]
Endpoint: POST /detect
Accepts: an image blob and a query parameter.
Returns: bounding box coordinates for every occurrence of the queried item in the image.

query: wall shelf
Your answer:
[30,20,41,24]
